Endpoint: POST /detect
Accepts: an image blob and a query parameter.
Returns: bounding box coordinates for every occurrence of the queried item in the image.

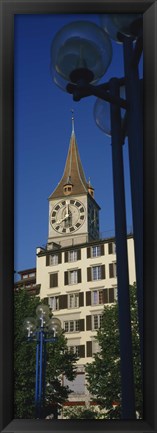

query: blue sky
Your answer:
[14,14,142,276]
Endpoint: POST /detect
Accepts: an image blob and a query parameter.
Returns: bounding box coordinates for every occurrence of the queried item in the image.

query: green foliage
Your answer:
[63,406,99,419]
[85,284,143,419]
[14,289,77,418]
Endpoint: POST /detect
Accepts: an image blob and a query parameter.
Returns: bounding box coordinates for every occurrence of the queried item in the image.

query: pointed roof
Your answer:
[49,125,89,200]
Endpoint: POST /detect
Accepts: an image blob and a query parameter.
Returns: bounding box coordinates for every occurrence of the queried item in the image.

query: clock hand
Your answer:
[56,214,70,224]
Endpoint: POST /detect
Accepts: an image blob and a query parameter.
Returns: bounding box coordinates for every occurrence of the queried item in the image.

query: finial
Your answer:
[71,109,75,134]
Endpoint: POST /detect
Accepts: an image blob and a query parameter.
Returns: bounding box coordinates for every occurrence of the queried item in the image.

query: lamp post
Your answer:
[23,304,62,419]
[50,14,143,419]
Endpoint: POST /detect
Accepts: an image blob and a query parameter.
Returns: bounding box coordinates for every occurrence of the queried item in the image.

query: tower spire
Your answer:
[71,109,75,134]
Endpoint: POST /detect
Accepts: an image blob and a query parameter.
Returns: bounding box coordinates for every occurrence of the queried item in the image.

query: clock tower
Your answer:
[47,114,100,248]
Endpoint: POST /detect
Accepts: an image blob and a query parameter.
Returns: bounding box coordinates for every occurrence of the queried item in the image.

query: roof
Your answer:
[49,130,90,200]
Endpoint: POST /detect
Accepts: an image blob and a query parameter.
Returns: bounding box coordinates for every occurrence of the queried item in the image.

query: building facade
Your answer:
[36,118,136,406]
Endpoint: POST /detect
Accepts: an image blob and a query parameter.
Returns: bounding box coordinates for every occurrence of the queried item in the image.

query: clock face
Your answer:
[51,199,86,234]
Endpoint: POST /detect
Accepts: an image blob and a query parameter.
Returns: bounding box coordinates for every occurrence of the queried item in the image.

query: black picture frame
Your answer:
[0,0,156,432]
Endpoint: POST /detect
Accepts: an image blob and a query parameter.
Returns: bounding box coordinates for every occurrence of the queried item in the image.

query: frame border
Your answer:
[0,0,157,432]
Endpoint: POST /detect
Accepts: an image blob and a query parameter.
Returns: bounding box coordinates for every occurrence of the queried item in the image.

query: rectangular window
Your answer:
[109,262,117,278]
[50,254,58,266]
[50,273,58,288]
[93,314,103,330]
[69,270,78,285]
[108,242,116,254]
[48,296,59,311]
[92,245,101,257]
[64,320,80,333]
[69,346,80,357]
[92,289,104,305]
[68,250,78,262]
[68,293,79,309]
[92,266,101,280]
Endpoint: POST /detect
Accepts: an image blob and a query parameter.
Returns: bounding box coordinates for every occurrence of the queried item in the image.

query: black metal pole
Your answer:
[123,37,143,371]
[110,78,136,419]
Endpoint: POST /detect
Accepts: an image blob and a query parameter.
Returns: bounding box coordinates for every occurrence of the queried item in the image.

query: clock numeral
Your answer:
[51,219,56,224]
[52,211,56,217]
[55,226,60,231]
[80,215,85,220]
[70,227,75,232]
[76,222,81,228]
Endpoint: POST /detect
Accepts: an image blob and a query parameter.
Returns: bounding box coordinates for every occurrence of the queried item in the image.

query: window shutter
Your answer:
[87,267,91,282]
[87,341,92,357]
[59,295,67,310]
[86,315,92,331]
[101,244,104,256]
[79,319,84,331]
[58,252,62,264]
[108,243,113,254]
[103,289,108,304]
[109,263,114,278]
[64,251,68,263]
[78,345,85,358]
[46,255,49,266]
[78,269,82,283]
[101,265,106,279]
[86,291,91,306]
[87,247,91,258]
[50,273,58,288]
[64,271,68,285]
[77,249,81,260]
[109,287,114,303]
[79,292,84,307]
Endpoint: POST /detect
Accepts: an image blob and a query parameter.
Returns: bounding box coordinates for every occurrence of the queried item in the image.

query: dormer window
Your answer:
[63,176,73,195]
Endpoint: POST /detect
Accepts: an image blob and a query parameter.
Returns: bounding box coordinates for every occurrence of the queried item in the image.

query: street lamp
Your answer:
[23,304,62,419]
[51,14,143,420]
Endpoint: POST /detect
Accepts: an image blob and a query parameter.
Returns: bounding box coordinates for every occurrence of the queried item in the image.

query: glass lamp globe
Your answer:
[48,317,62,336]
[94,86,127,137]
[51,21,112,85]
[36,304,50,319]
[23,317,36,337]
[100,14,142,43]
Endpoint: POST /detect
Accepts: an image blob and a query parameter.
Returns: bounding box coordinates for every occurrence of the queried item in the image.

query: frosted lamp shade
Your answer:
[48,317,62,335]
[51,21,112,84]
[36,304,50,319]
[100,14,142,42]
[23,317,36,336]
[94,86,127,137]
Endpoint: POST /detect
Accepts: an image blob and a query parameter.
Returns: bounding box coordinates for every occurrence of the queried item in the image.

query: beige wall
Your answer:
[36,236,136,366]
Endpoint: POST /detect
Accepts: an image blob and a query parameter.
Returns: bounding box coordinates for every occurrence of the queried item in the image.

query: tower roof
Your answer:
[49,121,90,200]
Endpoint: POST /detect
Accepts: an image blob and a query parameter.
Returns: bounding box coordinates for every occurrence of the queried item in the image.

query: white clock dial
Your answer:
[51,199,86,234]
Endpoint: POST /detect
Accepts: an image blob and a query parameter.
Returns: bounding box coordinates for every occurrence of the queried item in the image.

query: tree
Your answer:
[63,406,99,419]
[85,284,143,419]
[14,289,77,418]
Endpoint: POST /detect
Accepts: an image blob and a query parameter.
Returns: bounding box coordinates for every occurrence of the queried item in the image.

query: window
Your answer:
[109,262,117,278]
[50,273,58,288]
[69,270,78,284]
[93,314,103,330]
[50,254,58,266]
[68,250,78,262]
[64,269,81,285]
[48,296,59,311]
[64,320,80,333]
[69,346,80,356]
[29,272,35,278]
[68,293,79,309]
[92,245,101,257]
[92,266,102,280]
[108,242,116,254]
[92,289,104,305]
[23,274,28,279]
